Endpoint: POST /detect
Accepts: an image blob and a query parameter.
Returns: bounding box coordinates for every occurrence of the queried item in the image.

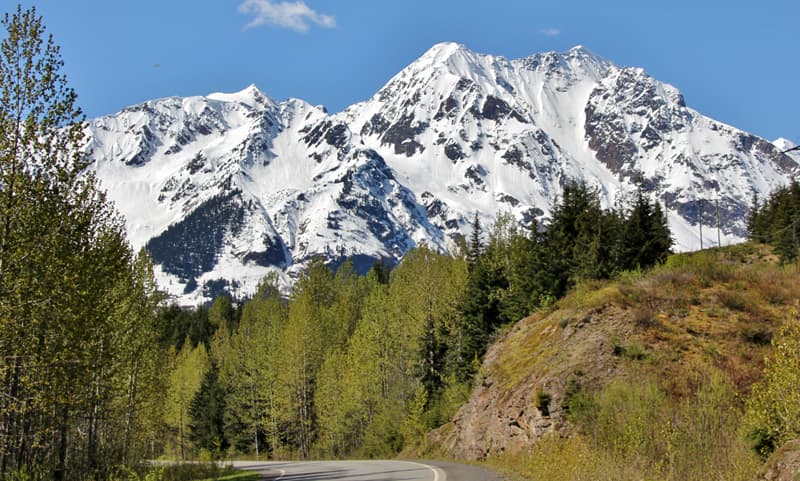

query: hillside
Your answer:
[432,243,799,467]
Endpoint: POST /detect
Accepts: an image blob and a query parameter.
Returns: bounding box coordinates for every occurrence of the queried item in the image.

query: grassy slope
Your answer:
[434,243,800,479]
[500,243,796,395]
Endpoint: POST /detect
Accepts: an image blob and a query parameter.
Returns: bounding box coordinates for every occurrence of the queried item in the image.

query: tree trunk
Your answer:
[54,407,68,481]
[252,384,259,457]
[179,409,185,461]
[123,367,140,465]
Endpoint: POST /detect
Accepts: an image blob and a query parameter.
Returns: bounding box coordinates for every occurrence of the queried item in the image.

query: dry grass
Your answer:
[489,372,761,481]
[474,243,799,480]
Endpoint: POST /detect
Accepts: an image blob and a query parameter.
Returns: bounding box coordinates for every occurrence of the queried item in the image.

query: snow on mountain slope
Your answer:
[87,43,799,304]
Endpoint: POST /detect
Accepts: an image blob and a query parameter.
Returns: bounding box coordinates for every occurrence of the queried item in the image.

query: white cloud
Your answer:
[539,28,561,37]
[237,0,336,33]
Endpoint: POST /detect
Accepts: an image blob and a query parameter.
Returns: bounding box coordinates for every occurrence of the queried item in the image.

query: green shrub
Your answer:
[535,388,552,416]
[718,289,747,311]
[744,312,800,458]
[562,376,598,426]
[623,340,648,360]
[611,338,648,360]
[740,327,772,345]
[631,305,655,327]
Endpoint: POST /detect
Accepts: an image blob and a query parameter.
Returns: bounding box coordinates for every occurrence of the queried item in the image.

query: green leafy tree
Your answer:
[218,275,286,457]
[314,348,361,457]
[0,6,164,479]
[391,248,468,397]
[275,258,334,457]
[107,250,166,465]
[165,342,210,459]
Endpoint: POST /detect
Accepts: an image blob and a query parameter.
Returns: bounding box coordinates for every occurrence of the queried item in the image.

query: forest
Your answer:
[159,180,672,461]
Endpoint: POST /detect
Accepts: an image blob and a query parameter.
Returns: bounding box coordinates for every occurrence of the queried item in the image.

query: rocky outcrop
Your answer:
[432,305,633,459]
[757,439,800,481]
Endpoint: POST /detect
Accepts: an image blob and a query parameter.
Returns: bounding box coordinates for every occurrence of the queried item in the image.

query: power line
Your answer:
[781,145,800,154]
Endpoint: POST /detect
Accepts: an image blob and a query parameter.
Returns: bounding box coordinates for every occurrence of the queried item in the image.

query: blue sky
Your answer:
[5,1,799,142]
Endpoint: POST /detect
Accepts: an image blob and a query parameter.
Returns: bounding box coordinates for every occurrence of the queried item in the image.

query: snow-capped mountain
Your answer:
[87,43,799,304]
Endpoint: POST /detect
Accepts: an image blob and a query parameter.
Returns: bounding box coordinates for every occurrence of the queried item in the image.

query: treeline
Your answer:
[0,6,165,481]
[164,182,672,460]
[461,182,672,352]
[748,180,800,261]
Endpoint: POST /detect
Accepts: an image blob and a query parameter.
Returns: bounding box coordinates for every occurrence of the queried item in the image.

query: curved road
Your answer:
[232,460,502,481]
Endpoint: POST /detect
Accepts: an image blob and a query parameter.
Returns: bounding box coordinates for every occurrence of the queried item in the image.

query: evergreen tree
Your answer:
[467,211,483,267]
[536,181,604,298]
[648,200,672,263]
[747,193,764,242]
[457,212,501,380]
[615,188,671,271]
[502,216,540,322]
[746,181,800,262]
[157,304,213,350]
[208,295,236,333]
[189,366,229,456]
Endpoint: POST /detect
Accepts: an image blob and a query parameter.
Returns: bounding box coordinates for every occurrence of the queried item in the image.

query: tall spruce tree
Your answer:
[502,215,540,321]
[747,181,800,262]
[616,188,671,271]
[188,366,228,456]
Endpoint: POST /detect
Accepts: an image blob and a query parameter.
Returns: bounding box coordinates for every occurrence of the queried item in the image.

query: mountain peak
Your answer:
[516,45,611,82]
[424,41,469,58]
[565,45,605,63]
[207,83,273,108]
[412,41,480,70]
[773,137,797,150]
[240,83,263,95]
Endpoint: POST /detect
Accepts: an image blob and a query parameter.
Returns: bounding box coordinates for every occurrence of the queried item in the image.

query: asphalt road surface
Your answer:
[231,460,502,481]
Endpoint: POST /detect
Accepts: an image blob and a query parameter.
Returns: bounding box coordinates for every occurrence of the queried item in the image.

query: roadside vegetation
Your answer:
[116,463,258,481]
[483,243,800,481]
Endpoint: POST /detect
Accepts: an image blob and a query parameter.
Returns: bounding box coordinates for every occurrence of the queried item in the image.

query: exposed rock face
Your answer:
[757,439,800,481]
[584,68,691,178]
[433,306,629,460]
[86,44,800,304]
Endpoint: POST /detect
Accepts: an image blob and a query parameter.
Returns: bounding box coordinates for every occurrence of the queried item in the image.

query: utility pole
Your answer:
[716,198,722,249]
[698,202,703,250]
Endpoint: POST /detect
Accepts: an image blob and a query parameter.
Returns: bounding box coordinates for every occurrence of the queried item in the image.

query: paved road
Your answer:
[231,460,501,481]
